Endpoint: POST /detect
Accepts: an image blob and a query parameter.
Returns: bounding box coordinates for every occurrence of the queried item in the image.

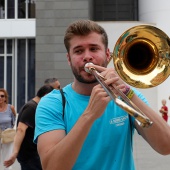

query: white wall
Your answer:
[98,21,158,112]
[0,19,35,38]
[139,0,170,117]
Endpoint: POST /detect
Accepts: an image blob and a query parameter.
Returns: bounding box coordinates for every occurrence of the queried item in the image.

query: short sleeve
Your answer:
[34,90,65,143]
[19,106,35,128]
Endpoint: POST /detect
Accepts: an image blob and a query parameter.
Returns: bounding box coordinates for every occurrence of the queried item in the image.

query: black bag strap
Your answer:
[129,115,133,147]
[59,89,66,119]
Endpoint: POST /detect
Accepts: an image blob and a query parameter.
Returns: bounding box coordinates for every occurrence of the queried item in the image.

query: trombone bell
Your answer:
[113,25,170,88]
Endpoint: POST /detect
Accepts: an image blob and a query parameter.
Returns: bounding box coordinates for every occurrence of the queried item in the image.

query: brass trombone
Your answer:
[85,62,153,128]
[85,25,170,128]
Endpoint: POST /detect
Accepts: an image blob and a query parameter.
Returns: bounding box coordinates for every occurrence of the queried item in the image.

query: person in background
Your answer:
[44,78,61,89]
[4,85,54,170]
[34,20,170,170]
[0,88,17,170]
[159,99,168,122]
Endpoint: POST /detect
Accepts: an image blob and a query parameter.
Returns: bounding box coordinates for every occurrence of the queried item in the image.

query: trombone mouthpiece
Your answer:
[84,62,94,74]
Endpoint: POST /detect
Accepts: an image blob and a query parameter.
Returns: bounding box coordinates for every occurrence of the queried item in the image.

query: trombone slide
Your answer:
[85,63,153,128]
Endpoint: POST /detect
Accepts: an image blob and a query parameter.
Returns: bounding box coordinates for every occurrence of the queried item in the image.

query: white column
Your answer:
[138,0,170,120]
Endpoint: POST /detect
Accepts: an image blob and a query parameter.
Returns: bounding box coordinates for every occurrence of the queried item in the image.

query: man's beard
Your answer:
[71,65,97,84]
[70,62,107,84]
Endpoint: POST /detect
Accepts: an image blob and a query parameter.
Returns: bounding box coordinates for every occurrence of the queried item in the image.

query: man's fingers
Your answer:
[85,64,107,73]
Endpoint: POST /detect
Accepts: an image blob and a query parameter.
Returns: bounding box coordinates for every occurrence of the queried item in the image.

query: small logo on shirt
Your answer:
[109,115,128,126]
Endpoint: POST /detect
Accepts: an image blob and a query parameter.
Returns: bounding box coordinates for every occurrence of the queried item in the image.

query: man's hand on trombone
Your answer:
[85,63,128,96]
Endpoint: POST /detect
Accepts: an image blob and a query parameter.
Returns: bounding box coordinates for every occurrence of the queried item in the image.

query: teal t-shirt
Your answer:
[34,84,148,170]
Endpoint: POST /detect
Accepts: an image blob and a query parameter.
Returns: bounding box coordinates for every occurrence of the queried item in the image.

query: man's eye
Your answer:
[91,47,98,51]
[75,50,82,54]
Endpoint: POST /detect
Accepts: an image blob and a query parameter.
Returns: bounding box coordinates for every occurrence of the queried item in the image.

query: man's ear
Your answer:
[106,48,111,63]
[67,53,71,66]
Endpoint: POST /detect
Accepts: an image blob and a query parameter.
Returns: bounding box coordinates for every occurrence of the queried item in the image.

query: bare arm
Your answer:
[89,65,170,155]
[131,94,170,155]
[10,105,17,117]
[4,122,28,167]
[38,115,94,170]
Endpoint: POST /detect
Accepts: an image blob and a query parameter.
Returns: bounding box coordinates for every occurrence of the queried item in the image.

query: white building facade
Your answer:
[1,0,170,170]
[1,0,170,117]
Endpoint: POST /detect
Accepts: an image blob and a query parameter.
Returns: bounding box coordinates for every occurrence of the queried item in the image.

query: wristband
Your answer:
[126,89,135,99]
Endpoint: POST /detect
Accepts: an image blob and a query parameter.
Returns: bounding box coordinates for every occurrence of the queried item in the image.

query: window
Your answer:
[0,0,36,19]
[0,39,35,111]
[18,0,36,18]
[93,0,138,21]
[0,0,5,18]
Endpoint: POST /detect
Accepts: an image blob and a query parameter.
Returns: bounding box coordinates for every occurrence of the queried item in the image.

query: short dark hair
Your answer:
[44,78,58,84]
[36,85,54,98]
[64,19,108,52]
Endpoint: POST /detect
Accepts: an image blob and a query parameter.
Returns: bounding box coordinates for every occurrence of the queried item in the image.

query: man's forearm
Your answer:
[132,94,170,154]
[39,112,95,170]
[12,129,26,156]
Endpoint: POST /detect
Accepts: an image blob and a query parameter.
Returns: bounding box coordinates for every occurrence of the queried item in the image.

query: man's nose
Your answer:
[83,53,93,62]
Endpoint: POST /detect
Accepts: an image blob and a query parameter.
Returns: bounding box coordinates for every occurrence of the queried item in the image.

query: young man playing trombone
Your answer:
[34,20,170,170]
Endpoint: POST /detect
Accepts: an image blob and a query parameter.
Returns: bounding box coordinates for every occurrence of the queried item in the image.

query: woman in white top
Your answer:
[0,88,17,170]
